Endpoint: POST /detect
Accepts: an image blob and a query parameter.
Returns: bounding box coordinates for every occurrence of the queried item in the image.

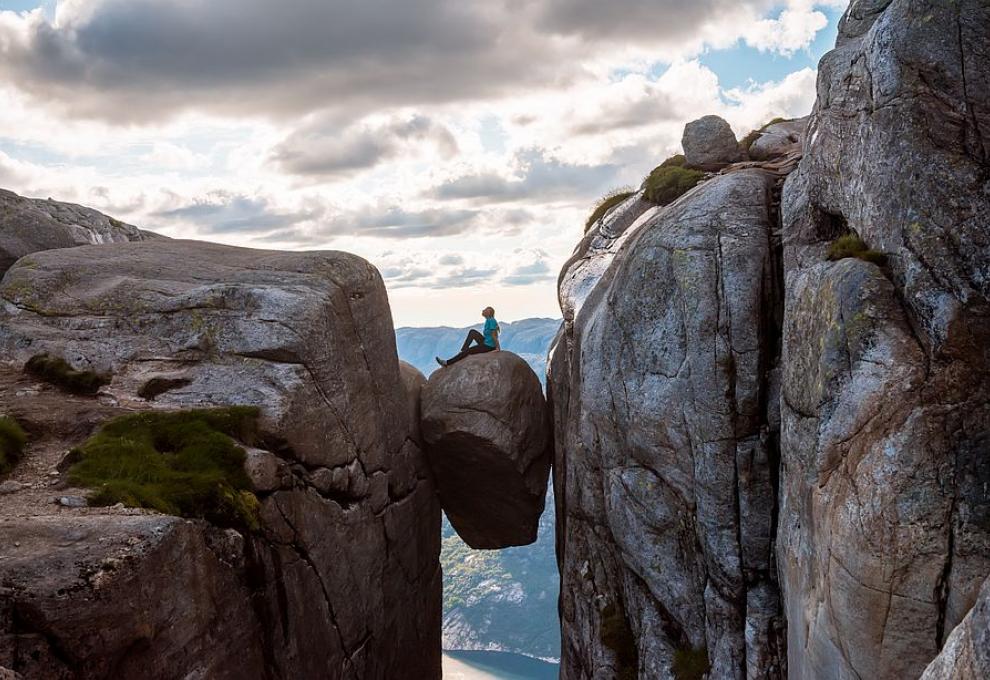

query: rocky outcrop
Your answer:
[421,351,551,549]
[682,115,742,169]
[747,118,807,162]
[0,188,152,277]
[552,2,990,678]
[777,1,990,678]
[0,239,441,679]
[920,575,990,680]
[551,165,786,678]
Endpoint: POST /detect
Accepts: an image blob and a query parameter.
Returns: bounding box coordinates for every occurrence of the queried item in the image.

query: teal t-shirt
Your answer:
[483,317,499,347]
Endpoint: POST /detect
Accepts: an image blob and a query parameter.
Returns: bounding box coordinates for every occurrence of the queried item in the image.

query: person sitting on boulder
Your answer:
[436,307,500,367]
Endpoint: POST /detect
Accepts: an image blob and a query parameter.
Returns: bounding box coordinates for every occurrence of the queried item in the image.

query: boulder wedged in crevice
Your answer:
[421,351,551,549]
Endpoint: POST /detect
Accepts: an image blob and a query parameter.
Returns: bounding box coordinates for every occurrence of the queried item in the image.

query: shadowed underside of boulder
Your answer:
[0,239,441,680]
[420,351,551,549]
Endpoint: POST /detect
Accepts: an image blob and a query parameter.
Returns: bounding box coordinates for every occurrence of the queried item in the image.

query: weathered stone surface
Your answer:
[747,117,808,161]
[0,239,441,679]
[551,168,785,679]
[920,575,990,680]
[0,188,152,277]
[777,1,990,678]
[682,114,743,168]
[421,351,551,549]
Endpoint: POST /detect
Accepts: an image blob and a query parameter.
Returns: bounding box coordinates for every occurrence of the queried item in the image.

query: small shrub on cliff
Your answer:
[68,407,262,530]
[585,189,636,232]
[826,234,888,266]
[739,116,793,153]
[25,354,111,395]
[660,154,686,168]
[600,601,638,680]
[672,646,710,680]
[642,163,705,206]
[0,416,27,475]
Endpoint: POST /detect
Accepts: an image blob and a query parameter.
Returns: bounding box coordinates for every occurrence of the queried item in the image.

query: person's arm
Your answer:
[494,326,501,350]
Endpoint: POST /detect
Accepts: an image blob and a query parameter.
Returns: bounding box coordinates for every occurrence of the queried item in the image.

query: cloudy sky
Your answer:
[0,0,844,326]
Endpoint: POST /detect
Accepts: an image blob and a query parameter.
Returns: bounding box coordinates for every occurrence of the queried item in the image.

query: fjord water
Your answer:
[442,651,559,679]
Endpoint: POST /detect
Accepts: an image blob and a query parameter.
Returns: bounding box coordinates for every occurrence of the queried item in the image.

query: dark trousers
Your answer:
[446,329,495,365]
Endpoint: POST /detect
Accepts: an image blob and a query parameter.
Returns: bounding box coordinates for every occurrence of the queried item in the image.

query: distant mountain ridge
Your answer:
[395,317,560,382]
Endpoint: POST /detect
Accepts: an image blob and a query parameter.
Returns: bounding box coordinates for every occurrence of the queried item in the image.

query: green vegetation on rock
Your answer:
[68,407,262,530]
[826,234,888,266]
[740,116,793,152]
[600,601,638,680]
[672,646,710,680]
[585,190,635,232]
[0,416,27,475]
[25,354,111,395]
[642,160,705,206]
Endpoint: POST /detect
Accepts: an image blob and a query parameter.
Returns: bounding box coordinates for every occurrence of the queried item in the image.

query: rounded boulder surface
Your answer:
[682,114,742,169]
[420,351,551,549]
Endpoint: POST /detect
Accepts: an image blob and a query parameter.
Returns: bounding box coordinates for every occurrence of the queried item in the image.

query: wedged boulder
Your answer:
[777,1,990,678]
[682,114,742,169]
[920,575,990,680]
[420,351,551,549]
[551,168,786,679]
[0,238,441,679]
[0,188,152,277]
[747,117,807,161]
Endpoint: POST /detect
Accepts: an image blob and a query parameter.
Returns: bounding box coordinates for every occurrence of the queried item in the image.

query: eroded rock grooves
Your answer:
[551,163,795,678]
[0,240,441,679]
[551,1,990,679]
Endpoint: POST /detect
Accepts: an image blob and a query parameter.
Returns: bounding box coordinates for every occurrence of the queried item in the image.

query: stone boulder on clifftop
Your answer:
[420,351,551,549]
[682,114,742,168]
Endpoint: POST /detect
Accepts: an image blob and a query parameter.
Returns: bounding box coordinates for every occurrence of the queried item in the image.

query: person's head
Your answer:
[482,306,495,319]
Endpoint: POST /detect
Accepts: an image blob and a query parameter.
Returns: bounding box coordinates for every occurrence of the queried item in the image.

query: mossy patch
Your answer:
[740,116,794,152]
[826,234,888,266]
[600,601,638,680]
[0,416,27,475]
[25,354,111,395]
[672,646,710,680]
[642,163,705,206]
[68,407,262,530]
[586,190,636,232]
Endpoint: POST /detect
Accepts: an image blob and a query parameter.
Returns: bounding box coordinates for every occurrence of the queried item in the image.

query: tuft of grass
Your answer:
[660,154,686,168]
[600,601,638,680]
[138,377,193,401]
[826,234,888,266]
[740,116,795,153]
[673,646,710,680]
[642,164,705,206]
[586,190,636,232]
[25,354,111,395]
[68,407,263,530]
[0,416,27,475]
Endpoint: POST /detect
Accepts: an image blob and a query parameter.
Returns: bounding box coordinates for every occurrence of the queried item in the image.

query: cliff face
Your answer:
[551,1,990,678]
[0,240,441,679]
[551,166,791,678]
[778,1,990,677]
